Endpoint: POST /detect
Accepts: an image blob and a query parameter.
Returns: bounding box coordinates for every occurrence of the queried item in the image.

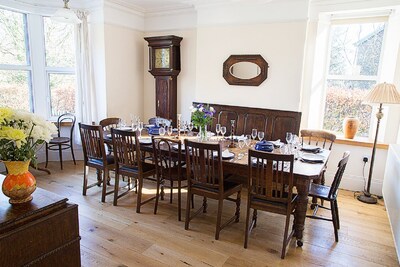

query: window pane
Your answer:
[0,9,28,65]
[323,79,373,137]
[0,70,31,111]
[49,73,76,116]
[43,17,75,67]
[328,22,385,76]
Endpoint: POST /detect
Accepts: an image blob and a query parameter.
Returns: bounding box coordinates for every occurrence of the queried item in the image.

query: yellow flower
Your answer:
[0,107,13,124]
[0,126,27,148]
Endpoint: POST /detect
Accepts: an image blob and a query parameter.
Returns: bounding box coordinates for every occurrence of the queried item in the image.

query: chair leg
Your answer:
[154,174,161,215]
[320,172,326,206]
[70,141,76,165]
[185,190,191,230]
[83,165,88,196]
[235,190,241,223]
[169,180,173,204]
[113,172,120,206]
[331,200,339,242]
[253,209,258,228]
[178,179,182,221]
[45,143,49,168]
[101,168,108,202]
[215,198,224,240]
[334,200,340,229]
[136,176,143,213]
[203,197,208,213]
[58,144,63,170]
[244,201,252,248]
[281,213,291,259]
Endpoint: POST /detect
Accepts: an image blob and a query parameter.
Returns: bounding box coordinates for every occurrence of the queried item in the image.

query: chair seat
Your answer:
[88,155,115,166]
[160,166,187,181]
[192,180,241,194]
[120,162,156,175]
[309,183,335,201]
[49,137,71,144]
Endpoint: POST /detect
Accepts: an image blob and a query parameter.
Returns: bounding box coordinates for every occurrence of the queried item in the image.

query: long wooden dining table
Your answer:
[105,131,329,247]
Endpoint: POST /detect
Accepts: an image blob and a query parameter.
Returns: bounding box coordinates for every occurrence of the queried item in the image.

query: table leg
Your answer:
[294,179,311,247]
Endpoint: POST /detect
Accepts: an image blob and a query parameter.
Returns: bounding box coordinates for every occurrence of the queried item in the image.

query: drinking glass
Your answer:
[220,126,227,138]
[257,131,264,141]
[245,135,251,154]
[118,119,126,128]
[286,132,293,154]
[159,127,166,136]
[131,121,138,132]
[188,122,194,135]
[138,121,144,138]
[238,139,245,158]
[215,124,221,138]
[167,126,173,136]
[251,129,257,141]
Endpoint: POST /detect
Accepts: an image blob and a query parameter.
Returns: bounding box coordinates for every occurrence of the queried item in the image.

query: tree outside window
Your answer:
[323,22,386,137]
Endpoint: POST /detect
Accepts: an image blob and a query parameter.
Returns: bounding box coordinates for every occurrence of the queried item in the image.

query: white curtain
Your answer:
[74,10,97,143]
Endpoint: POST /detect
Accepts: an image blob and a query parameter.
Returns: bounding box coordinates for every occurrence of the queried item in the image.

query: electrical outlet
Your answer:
[363,156,369,163]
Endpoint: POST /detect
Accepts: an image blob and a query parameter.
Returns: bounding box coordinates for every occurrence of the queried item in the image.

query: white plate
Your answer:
[117,127,132,131]
[213,151,235,159]
[172,144,185,151]
[139,138,152,145]
[301,153,325,162]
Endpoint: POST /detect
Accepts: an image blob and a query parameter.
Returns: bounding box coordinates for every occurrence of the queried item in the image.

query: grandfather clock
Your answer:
[144,35,183,126]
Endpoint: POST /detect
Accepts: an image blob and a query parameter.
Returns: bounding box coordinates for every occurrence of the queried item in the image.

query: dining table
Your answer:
[104,129,329,247]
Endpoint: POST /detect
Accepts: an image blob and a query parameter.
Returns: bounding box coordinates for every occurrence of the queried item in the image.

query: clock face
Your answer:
[154,48,170,68]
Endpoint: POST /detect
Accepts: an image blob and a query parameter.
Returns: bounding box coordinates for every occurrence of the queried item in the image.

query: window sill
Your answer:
[335,136,388,150]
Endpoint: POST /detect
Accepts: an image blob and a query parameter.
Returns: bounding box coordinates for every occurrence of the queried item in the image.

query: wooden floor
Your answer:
[32,161,398,267]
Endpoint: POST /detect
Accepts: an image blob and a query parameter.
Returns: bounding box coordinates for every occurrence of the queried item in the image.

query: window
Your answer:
[0,8,76,119]
[323,21,386,137]
[0,9,32,111]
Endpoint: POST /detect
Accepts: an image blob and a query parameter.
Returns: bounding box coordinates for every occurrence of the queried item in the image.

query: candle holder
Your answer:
[228,119,236,148]
[176,114,182,139]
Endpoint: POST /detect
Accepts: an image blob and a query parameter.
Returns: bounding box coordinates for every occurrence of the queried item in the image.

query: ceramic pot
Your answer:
[343,117,360,139]
[2,160,36,204]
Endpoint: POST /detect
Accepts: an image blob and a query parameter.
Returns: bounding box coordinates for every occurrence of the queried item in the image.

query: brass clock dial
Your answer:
[155,48,170,68]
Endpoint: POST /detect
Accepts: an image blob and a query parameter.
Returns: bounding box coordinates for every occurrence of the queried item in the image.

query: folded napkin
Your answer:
[255,140,274,152]
[269,139,283,148]
[213,149,234,159]
[226,135,246,141]
[148,126,161,135]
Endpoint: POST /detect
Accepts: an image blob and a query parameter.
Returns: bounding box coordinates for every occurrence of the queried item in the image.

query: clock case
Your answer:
[144,35,183,126]
[144,35,182,76]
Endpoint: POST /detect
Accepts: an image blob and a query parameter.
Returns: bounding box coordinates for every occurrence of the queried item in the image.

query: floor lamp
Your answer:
[357,82,400,204]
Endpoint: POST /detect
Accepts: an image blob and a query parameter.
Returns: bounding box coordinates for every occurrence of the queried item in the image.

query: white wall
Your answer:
[195,21,307,112]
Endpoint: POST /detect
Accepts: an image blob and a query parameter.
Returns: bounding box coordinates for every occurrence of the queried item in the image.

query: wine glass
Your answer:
[238,139,245,158]
[159,127,166,136]
[220,126,227,138]
[251,129,257,141]
[215,124,221,138]
[244,134,251,154]
[188,122,194,135]
[286,132,293,154]
[138,121,144,138]
[257,131,264,141]
[118,119,126,128]
[167,126,173,137]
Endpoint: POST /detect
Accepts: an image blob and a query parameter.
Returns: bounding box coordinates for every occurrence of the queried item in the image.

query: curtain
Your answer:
[74,10,97,143]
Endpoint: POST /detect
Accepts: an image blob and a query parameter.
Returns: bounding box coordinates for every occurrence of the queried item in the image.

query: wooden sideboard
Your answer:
[0,176,81,267]
[193,102,302,142]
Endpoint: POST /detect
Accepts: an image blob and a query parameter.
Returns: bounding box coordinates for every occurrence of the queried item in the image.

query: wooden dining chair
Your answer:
[307,151,350,242]
[79,123,115,202]
[45,113,76,170]
[184,139,242,240]
[300,129,336,207]
[152,137,187,221]
[100,117,121,154]
[111,128,157,212]
[244,150,296,259]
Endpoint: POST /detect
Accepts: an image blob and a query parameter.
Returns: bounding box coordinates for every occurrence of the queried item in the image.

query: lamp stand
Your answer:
[357,103,383,204]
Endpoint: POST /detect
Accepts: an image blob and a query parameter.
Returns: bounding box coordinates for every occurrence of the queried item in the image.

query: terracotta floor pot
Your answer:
[343,117,360,139]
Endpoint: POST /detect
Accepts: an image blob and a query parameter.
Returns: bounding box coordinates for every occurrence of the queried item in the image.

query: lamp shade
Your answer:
[52,0,81,24]
[364,82,400,104]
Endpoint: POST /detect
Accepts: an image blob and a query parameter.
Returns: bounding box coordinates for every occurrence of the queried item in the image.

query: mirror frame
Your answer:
[223,54,269,86]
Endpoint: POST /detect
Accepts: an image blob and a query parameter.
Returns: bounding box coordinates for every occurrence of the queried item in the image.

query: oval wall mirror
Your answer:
[223,55,269,86]
[229,62,261,80]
